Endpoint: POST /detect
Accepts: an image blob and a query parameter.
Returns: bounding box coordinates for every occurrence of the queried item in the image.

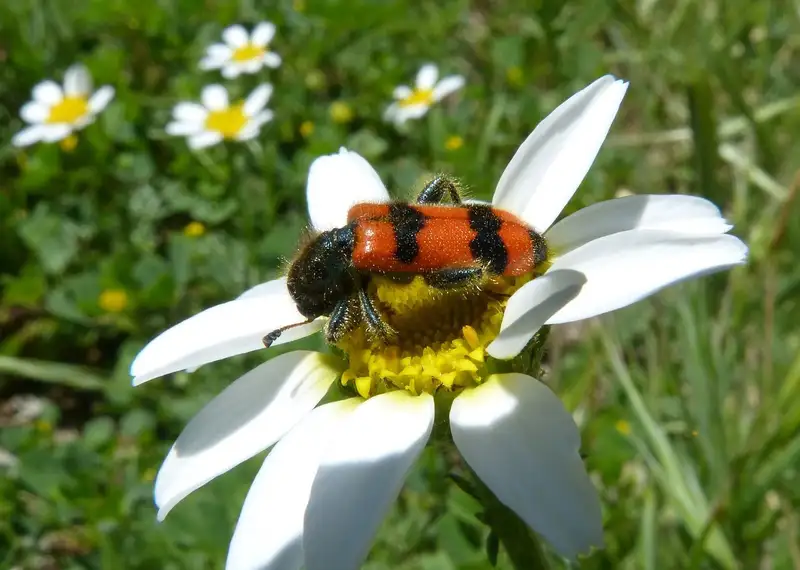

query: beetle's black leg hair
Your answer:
[424,267,484,290]
[416,176,462,204]
[324,297,361,344]
[358,288,397,343]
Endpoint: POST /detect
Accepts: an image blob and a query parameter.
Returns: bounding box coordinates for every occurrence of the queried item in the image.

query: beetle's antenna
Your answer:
[262,318,315,348]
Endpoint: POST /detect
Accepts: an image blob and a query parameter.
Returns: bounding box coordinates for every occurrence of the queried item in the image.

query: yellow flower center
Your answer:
[46,96,89,124]
[336,275,532,399]
[59,134,79,152]
[231,43,267,62]
[329,101,354,124]
[183,221,206,237]
[99,289,129,313]
[399,88,435,108]
[445,135,464,151]
[205,103,248,138]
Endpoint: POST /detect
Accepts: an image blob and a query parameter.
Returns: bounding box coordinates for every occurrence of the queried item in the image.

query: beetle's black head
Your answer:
[287,226,357,319]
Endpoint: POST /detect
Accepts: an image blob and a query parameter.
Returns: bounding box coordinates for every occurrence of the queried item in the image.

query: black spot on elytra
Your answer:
[389,204,425,264]
[468,205,507,274]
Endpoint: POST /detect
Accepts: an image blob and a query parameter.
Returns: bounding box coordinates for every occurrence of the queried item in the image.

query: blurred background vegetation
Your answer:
[1,0,799,568]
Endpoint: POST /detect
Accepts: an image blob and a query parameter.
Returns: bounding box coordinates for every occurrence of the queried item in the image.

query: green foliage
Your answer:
[2,0,799,568]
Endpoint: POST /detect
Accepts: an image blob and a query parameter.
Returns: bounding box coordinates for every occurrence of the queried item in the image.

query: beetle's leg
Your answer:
[358,288,397,344]
[416,176,462,204]
[262,317,316,348]
[325,297,360,344]
[424,267,485,290]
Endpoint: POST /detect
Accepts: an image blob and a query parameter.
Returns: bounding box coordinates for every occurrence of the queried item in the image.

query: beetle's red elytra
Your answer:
[265,176,547,347]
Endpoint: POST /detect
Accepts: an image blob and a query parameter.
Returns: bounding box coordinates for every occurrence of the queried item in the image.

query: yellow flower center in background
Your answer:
[59,134,79,152]
[445,135,464,151]
[99,289,129,313]
[183,221,206,237]
[329,101,354,124]
[205,103,248,138]
[299,121,315,137]
[337,275,530,399]
[47,97,89,124]
[231,43,267,62]
[399,88,435,108]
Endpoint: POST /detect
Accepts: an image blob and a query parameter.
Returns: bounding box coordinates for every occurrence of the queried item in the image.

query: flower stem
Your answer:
[469,471,552,570]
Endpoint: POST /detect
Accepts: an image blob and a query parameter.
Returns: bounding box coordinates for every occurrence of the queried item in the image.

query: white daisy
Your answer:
[200,22,281,78]
[12,64,115,147]
[132,75,747,570]
[384,63,465,126]
[166,84,274,149]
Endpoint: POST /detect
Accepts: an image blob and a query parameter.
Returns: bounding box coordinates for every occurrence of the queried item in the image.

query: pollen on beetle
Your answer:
[336,274,531,399]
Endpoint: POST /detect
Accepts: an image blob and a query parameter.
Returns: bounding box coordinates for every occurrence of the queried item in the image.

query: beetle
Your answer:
[263,176,547,347]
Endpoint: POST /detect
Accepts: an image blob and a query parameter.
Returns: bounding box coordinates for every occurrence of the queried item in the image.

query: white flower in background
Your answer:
[200,22,281,78]
[166,84,273,149]
[132,76,747,570]
[12,64,115,147]
[384,63,465,126]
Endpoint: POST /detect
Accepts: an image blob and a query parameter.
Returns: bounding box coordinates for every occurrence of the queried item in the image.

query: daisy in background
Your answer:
[200,22,281,78]
[166,84,273,149]
[13,64,114,148]
[384,63,465,126]
[132,76,747,570]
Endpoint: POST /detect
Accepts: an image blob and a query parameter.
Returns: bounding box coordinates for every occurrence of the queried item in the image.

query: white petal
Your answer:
[206,43,233,60]
[63,64,91,96]
[263,52,281,68]
[415,63,438,90]
[222,64,241,79]
[235,124,261,141]
[237,279,287,300]
[383,103,400,123]
[451,374,603,559]
[241,59,263,74]
[40,124,72,142]
[487,270,586,360]
[154,351,341,520]
[199,56,225,70]
[12,125,46,147]
[244,84,272,116]
[32,80,63,105]
[166,121,204,136]
[432,75,465,100]
[546,194,733,254]
[223,24,249,47]
[188,131,224,149]
[306,148,390,232]
[546,230,748,324]
[20,102,49,124]
[226,399,360,570]
[88,86,114,114]
[173,102,208,123]
[250,109,273,127]
[392,85,412,100]
[251,21,276,46]
[492,75,628,233]
[394,104,429,124]
[201,84,229,111]
[304,392,434,570]
[130,279,322,385]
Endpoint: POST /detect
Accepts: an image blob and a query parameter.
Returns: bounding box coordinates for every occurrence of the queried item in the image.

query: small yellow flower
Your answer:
[59,134,78,152]
[445,135,464,151]
[99,289,129,313]
[329,101,354,124]
[183,221,206,237]
[615,419,632,436]
[35,419,53,433]
[506,66,524,87]
[300,121,315,138]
